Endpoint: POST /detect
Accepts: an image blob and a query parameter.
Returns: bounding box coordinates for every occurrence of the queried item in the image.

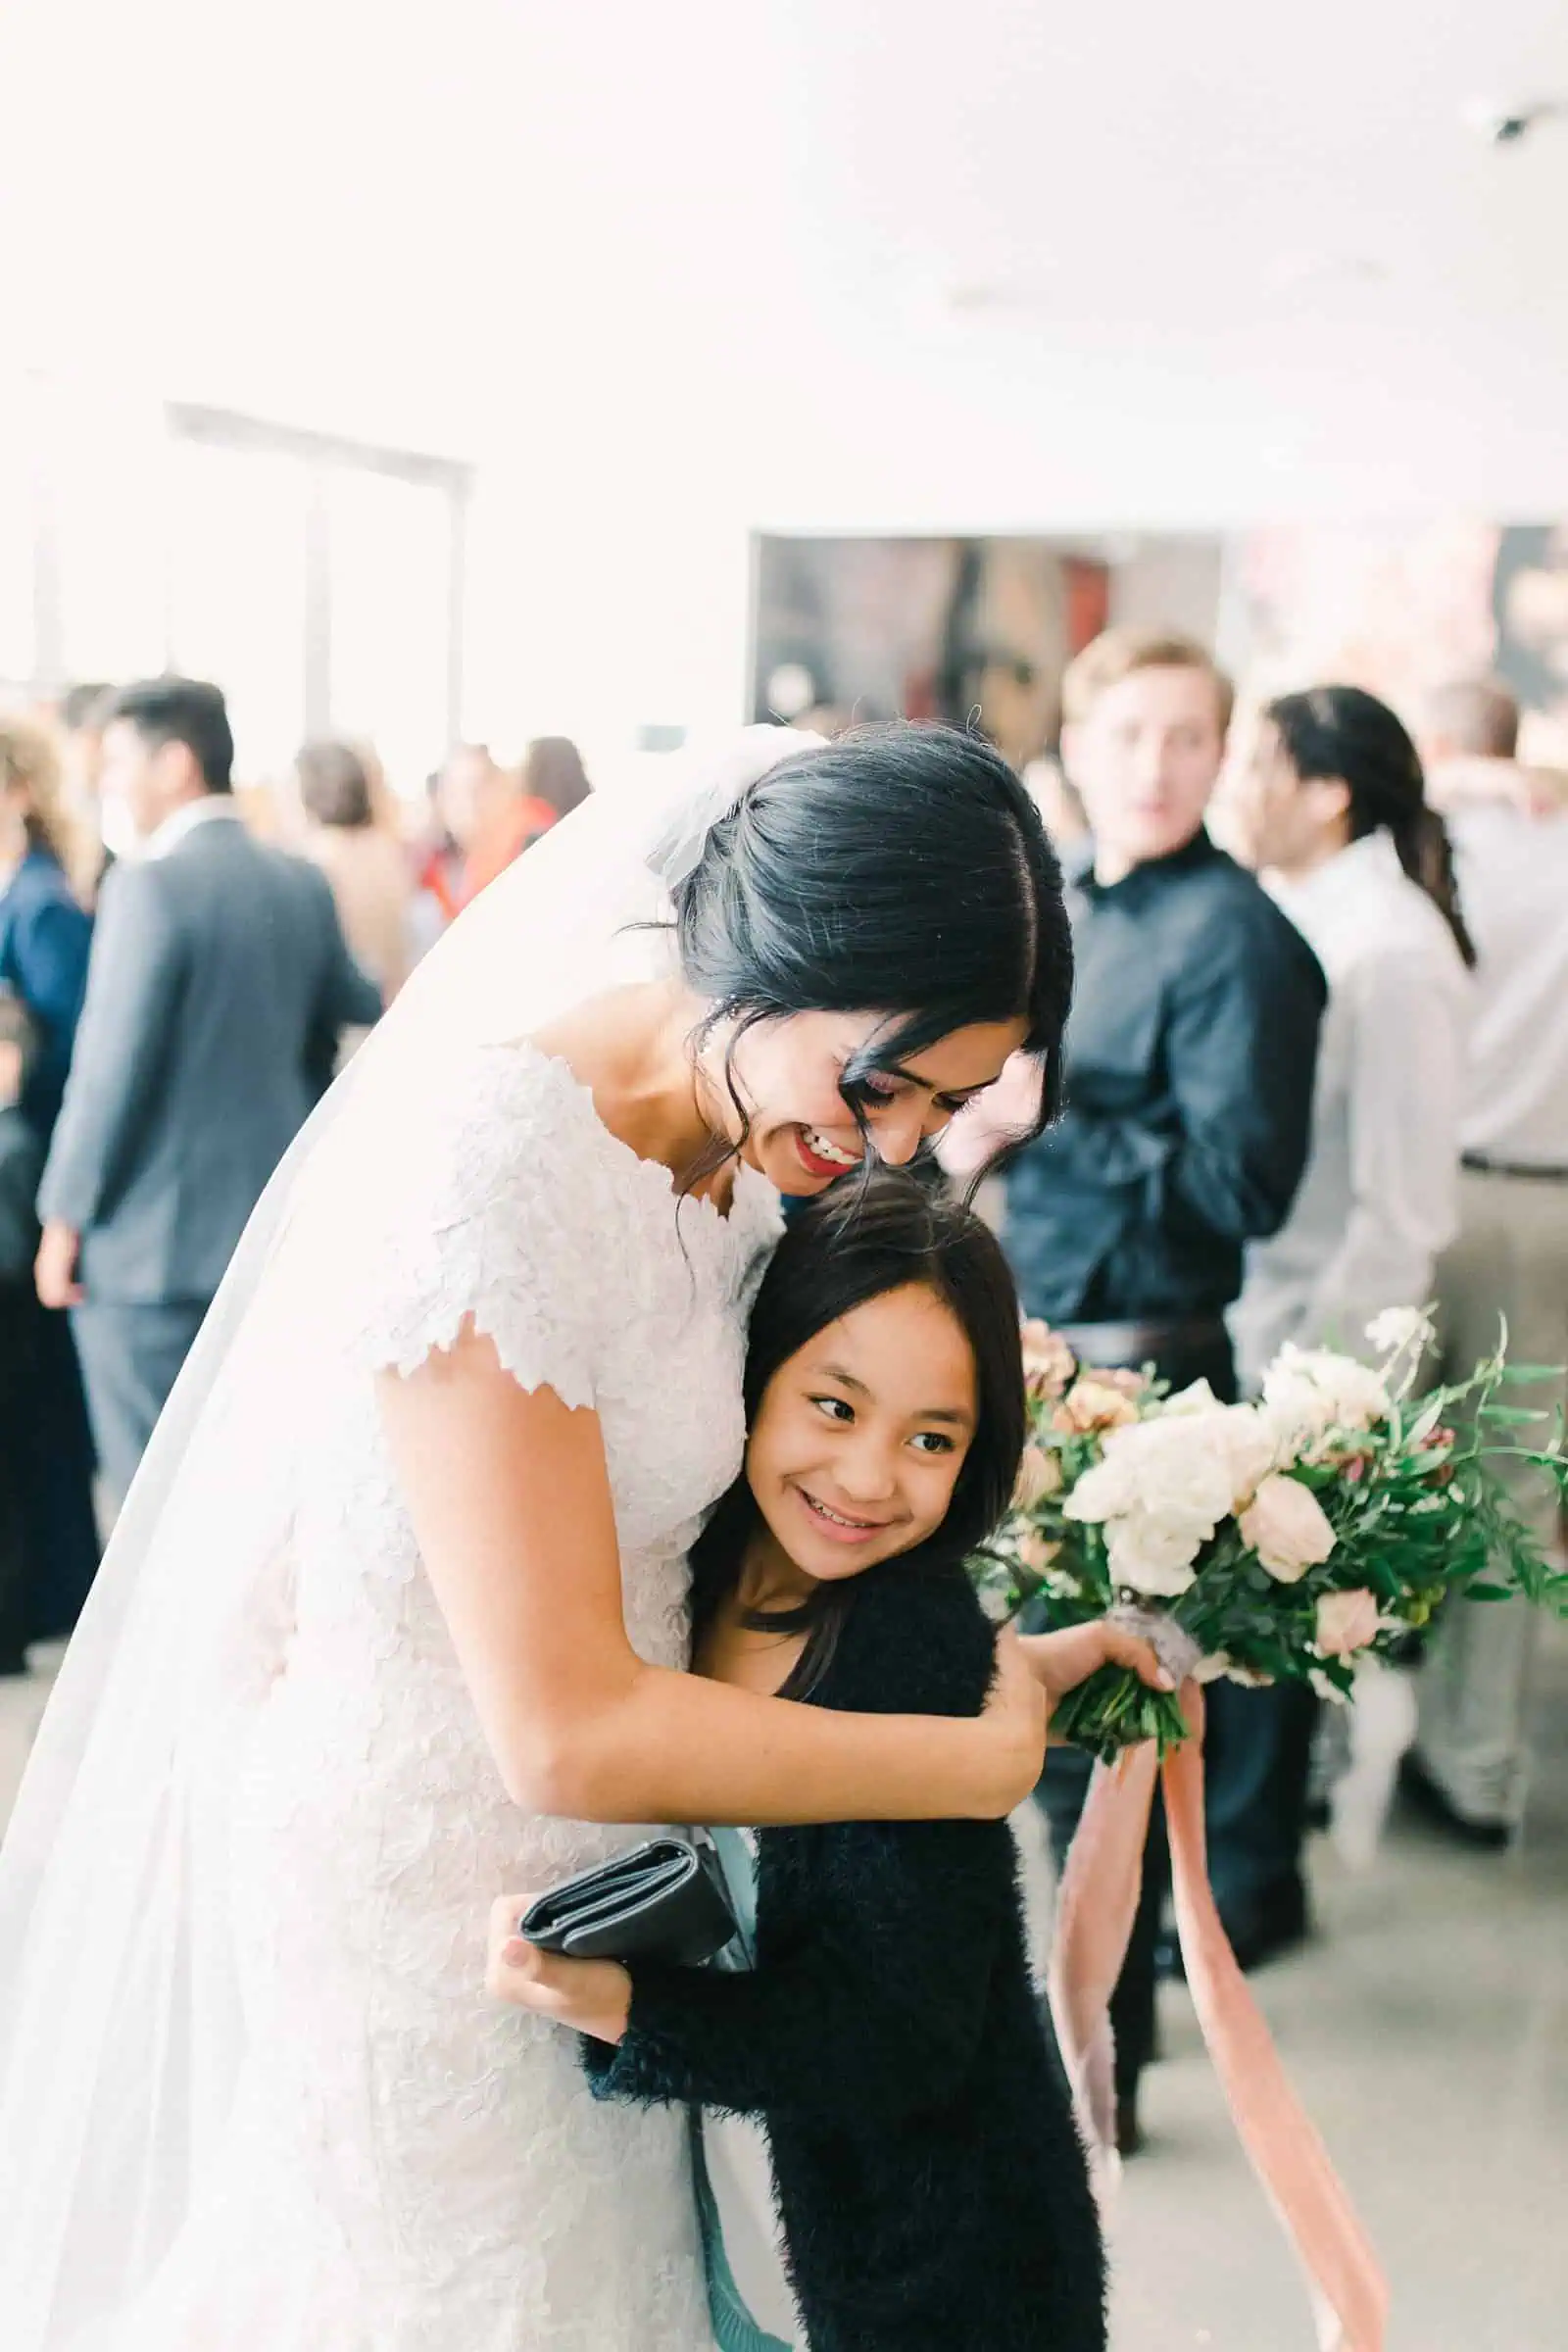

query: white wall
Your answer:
[10,2,1568,753]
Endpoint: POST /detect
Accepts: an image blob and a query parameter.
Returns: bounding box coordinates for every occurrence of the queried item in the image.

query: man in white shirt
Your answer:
[1407,676,1568,1841]
[36,678,381,1501]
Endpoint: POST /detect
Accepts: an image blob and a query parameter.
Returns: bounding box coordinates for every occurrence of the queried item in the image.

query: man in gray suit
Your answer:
[35,678,381,1502]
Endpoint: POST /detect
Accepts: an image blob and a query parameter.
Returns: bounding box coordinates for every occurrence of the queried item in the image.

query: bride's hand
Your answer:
[1018,1619,1175,1737]
[485,1896,632,2044]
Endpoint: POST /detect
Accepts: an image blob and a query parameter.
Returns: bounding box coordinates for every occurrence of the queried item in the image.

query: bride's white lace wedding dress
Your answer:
[106,1041,780,2352]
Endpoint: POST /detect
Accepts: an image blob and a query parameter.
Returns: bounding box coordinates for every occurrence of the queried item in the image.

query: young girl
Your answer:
[488,1173,1110,2351]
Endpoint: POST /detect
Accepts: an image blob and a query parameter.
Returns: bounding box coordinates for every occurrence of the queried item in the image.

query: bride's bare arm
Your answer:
[376,1326,1049,1826]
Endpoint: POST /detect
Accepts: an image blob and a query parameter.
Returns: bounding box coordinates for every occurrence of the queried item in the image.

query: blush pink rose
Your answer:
[1054,1379,1141,1436]
[1314,1588,1380,1657]
[1083,1364,1151,1399]
[1239,1473,1337,1583]
[1011,1445,1063,1510]
[1021,1320,1077,1400]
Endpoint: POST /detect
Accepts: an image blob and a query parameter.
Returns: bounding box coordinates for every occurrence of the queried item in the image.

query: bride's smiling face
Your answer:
[702,1010,1030,1197]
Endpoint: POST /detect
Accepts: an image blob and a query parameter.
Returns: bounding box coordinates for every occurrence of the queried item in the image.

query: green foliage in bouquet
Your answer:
[974,1310,1568,1762]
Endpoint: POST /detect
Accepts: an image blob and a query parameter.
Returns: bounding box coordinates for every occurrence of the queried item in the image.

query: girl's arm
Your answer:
[378,1329,1049,1824]
[486,1819,1010,2124]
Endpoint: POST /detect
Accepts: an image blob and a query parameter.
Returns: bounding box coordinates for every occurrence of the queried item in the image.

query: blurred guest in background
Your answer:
[296,738,414,1010]
[1229,687,1472,1384]
[1023,750,1092,858]
[54,681,118,906]
[412,765,464,954]
[0,718,100,1646]
[948,628,1325,2143]
[1420,672,1568,816]
[1226,687,1473,1877]
[1406,676,1568,1844]
[35,679,382,1506]
[521,734,592,824]
[437,742,554,909]
[0,990,47,1673]
[0,720,94,1134]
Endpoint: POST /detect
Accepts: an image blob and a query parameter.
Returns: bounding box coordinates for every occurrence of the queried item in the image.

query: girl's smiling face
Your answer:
[744,1283,978,1585]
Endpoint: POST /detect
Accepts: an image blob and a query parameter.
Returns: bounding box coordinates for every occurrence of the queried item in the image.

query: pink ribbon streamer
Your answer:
[1048,1684,1390,2352]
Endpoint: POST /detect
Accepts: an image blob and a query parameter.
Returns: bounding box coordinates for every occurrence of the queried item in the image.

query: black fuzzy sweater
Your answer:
[584,1563,1105,2351]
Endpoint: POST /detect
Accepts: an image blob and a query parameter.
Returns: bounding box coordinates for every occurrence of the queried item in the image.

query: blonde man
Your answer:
[952,627,1326,2145]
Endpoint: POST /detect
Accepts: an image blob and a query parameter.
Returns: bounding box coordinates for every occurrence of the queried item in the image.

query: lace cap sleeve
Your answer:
[345,1043,612,1408]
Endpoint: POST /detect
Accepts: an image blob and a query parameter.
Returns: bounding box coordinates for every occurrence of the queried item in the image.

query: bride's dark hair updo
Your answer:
[670,720,1072,1167]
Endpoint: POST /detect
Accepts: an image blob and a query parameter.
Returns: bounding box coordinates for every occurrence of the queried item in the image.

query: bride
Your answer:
[0,721,1155,2350]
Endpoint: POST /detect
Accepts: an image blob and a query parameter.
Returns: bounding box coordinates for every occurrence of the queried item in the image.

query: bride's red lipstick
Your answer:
[794,1128,860,1182]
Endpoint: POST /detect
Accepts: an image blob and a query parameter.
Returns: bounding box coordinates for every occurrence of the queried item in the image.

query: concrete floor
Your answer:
[3,1625,1565,2349]
[1109,1619,1568,2352]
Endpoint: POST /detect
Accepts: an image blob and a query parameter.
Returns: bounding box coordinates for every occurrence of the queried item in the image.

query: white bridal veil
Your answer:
[0,726,820,2348]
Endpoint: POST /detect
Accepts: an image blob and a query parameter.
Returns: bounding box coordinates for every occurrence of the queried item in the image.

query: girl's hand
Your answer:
[1019,1620,1175,1730]
[978,1627,1052,1807]
[485,1895,632,2044]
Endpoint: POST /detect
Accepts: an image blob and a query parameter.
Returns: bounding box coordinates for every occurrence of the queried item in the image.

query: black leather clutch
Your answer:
[519,1834,740,1968]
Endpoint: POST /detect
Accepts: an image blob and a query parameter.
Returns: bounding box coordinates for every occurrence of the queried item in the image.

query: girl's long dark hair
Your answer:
[1266,686,1476,968]
[669,719,1073,1190]
[689,1171,1027,1699]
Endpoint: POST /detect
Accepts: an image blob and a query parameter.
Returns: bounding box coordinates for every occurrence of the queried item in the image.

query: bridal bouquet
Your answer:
[978,1309,1568,1761]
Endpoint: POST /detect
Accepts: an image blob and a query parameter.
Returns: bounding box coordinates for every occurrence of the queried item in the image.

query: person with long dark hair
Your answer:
[0,720,1158,2350]
[1230,683,1473,1385]
[487,1174,1108,2351]
[1227,683,1473,1905]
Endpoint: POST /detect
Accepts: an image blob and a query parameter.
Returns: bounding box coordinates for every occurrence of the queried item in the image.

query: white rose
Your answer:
[1060,1451,1139,1525]
[1160,1377,1225,1418]
[1262,1345,1391,1448]
[1064,1414,1236,1598]
[1211,1403,1282,1508]
[1365,1306,1436,1362]
[1064,1416,1233,1538]
[1239,1473,1337,1583]
[1104,1507,1201,1598]
[1124,1415,1238,1527]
